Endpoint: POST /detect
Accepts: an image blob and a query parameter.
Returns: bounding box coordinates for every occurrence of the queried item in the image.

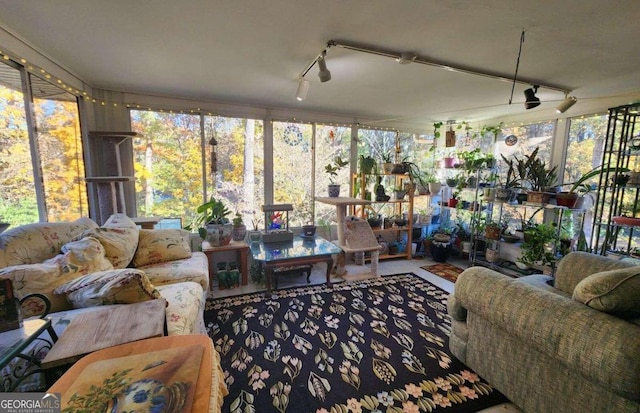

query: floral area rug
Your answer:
[204,273,506,413]
[421,263,466,283]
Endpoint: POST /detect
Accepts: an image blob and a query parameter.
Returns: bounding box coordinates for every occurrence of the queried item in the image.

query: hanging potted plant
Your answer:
[325,156,349,197]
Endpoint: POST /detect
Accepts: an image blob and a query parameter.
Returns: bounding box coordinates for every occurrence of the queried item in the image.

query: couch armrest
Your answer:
[453,266,640,400]
[555,251,638,294]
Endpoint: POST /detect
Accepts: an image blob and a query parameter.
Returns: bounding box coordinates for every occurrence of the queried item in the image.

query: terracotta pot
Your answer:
[485,225,501,240]
[555,192,579,208]
[527,191,551,204]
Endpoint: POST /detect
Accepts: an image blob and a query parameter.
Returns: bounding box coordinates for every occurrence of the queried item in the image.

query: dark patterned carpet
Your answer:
[204,273,506,412]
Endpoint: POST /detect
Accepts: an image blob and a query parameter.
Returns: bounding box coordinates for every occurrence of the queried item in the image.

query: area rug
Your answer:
[204,273,506,412]
[421,263,466,283]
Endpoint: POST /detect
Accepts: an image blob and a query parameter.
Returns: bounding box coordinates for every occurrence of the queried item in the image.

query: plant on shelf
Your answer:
[359,154,377,175]
[556,165,630,208]
[381,152,394,173]
[519,222,559,268]
[325,156,349,197]
[484,219,505,240]
[459,148,485,172]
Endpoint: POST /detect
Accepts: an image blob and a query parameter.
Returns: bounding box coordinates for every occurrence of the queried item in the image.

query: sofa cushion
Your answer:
[133,229,192,267]
[140,252,209,290]
[54,268,160,308]
[78,214,139,269]
[573,266,640,318]
[0,217,98,268]
[0,236,114,312]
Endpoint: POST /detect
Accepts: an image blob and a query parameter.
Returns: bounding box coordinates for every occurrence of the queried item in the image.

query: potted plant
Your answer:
[393,186,407,200]
[497,155,520,202]
[525,151,558,204]
[231,212,247,241]
[248,217,262,243]
[556,165,630,208]
[359,154,377,175]
[430,230,452,262]
[188,196,233,246]
[325,156,349,197]
[484,219,504,240]
[424,172,442,195]
[519,222,559,270]
[381,152,394,174]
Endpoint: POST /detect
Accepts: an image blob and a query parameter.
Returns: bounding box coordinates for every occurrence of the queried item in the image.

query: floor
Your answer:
[210,253,522,413]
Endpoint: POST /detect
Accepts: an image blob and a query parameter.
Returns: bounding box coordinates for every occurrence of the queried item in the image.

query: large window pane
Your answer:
[0,62,37,225]
[204,116,264,230]
[130,110,203,226]
[31,73,87,222]
[564,114,607,185]
[313,124,351,225]
[272,122,313,226]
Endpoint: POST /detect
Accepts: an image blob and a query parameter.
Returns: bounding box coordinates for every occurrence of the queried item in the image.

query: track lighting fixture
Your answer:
[556,95,577,113]
[317,51,331,82]
[524,86,540,109]
[296,78,309,101]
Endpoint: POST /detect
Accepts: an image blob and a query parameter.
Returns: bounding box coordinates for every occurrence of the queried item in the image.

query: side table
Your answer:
[202,240,249,291]
[0,318,58,391]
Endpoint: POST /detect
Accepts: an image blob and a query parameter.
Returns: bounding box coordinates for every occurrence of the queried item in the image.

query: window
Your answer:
[273,121,314,226]
[314,124,351,224]
[130,110,265,229]
[0,60,86,225]
[204,116,264,230]
[564,114,607,185]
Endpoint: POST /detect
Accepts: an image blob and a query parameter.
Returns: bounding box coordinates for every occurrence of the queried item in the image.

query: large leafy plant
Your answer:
[185,196,231,240]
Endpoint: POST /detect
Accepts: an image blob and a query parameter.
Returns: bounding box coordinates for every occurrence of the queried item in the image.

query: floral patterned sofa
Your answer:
[0,214,212,391]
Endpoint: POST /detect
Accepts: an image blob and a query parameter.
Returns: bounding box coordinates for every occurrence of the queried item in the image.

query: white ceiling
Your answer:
[1,0,640,131]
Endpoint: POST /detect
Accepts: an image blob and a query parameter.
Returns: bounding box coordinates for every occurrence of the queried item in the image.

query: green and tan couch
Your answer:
[448,251,640,413]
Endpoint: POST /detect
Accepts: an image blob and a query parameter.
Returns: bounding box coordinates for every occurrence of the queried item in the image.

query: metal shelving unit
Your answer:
[591,103,640,256]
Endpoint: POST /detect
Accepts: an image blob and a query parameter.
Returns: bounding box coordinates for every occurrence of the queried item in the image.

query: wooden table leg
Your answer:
[239,247,248,285]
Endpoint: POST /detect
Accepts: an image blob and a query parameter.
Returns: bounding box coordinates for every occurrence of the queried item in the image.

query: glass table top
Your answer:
[250,236,342,263]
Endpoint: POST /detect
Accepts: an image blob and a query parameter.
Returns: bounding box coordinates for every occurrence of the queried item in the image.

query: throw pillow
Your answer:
[54,268,160,308]
[573,266,640,318]
[132,229,192,267]
[0,236,114,312]
[78,213,139,268]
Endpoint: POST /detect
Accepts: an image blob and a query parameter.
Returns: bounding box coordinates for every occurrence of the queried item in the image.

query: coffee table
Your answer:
[42,299,167,369]
[250,235,342,293]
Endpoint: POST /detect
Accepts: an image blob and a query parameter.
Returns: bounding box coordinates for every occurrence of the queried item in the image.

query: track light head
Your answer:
[524,86,540,109]
[317,51,331,83]
[296,78,309,101]
[396,52,417,64]
[556,96,577,113]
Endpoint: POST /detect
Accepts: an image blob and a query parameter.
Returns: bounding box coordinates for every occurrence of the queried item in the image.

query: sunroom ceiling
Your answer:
[0,1,639,131]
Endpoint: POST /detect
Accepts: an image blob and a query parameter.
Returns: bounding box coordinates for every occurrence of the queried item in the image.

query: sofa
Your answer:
[448,252,640,413]
[0,214,218,393]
